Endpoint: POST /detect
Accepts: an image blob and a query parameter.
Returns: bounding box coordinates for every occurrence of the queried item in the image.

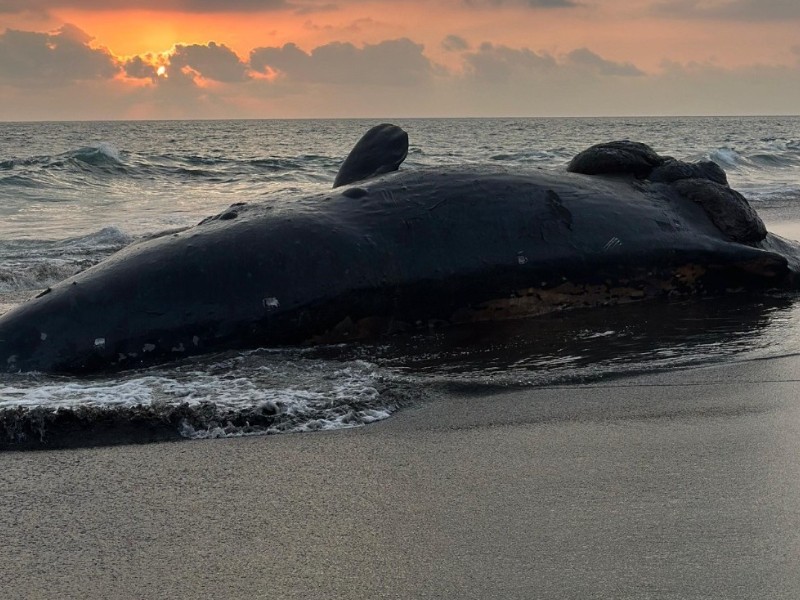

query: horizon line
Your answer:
[2,113,800,124]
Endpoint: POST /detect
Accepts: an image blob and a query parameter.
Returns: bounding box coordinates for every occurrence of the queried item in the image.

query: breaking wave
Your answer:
[0,143,341,190]
[705,142,800,172]
[1,142,125,173]
[0,353,417,450]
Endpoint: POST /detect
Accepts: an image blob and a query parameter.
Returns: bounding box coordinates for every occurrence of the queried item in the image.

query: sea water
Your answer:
[2,117,800,446]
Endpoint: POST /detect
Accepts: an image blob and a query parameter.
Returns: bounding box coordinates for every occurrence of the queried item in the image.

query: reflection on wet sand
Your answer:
[327,293,800,387]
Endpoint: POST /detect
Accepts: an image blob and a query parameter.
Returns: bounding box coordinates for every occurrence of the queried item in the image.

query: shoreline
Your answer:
[3,354,800,599]
[0,352,775,452]
[4,290,799,453]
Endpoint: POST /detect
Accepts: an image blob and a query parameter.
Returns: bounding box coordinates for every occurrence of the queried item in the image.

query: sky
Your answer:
[1,0,799,120]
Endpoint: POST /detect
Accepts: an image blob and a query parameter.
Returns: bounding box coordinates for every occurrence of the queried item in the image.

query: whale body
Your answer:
[1,127,799,373]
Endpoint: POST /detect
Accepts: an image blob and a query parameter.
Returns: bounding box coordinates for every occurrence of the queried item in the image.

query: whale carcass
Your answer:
[1,125,798,373]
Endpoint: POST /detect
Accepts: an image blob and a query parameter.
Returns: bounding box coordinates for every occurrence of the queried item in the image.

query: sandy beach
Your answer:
[3,354,800,599]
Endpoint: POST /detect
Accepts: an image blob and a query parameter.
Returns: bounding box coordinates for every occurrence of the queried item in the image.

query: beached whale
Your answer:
[1,125,799,374]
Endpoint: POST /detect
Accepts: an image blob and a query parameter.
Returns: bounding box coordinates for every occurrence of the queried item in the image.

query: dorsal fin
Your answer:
[333,124,409,188]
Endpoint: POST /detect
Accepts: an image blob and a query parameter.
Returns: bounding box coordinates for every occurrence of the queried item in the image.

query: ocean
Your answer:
[2,116,800,447]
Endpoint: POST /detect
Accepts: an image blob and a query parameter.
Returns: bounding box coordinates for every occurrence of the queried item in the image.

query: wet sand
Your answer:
[3,355,800,599]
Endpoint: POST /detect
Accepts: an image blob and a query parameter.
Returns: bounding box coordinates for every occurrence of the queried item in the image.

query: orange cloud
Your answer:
[17,0,791,75]
[3,1,800,120]
[0,24,119,85]
[0,0,290,13]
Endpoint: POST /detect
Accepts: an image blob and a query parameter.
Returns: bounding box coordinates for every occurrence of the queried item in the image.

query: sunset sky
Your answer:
[1,0,799,120]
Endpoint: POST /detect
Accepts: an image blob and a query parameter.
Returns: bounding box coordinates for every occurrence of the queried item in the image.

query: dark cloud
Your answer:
[121,42,250,86]
[462,43,644,83]
[566,48,644,76]
[0,0,289,13]
[463,0,578,8]
[442,34,470,52]
[123,55,158,79]
[0,24,119,85]
[179,0,288,9]
[463,42,556,82]
[293,2,337,15]
[0,0,33,11]
[250,38,433,85]
[652,0,800,21]
[3,22,800,120]
[0,0,583,12]
[169,42,250,82]
[303,16,384,33]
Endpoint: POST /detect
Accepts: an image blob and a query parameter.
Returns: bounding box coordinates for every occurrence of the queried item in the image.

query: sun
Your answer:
[156,65,167,77]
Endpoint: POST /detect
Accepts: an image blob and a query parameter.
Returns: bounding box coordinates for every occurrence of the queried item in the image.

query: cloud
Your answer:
[566,48,644,76]
[463,42,556,82]
[0,0,289,13]
[652,0,800,21]
[293,2,338,15]
[0,0,585,13]
[463,0,578,8]
[250,38,434,86]
[303,16,385,33]
[2,22,799,120]
[168,42,250,82]
[0,24,119,85]
[123,55,158,80]
[461,43,644,85]
[646,59,800,115]
[442,35,470,52]
[182,0,288,9]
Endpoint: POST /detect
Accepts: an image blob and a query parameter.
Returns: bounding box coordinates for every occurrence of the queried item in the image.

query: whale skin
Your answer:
[1,132,799,373]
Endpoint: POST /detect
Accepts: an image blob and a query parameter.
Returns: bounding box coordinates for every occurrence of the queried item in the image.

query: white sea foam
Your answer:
[59,226,133,250]
[708,147,743,168]
[70,142,123,165]
[0,226,133,293]
[0,357,398,439]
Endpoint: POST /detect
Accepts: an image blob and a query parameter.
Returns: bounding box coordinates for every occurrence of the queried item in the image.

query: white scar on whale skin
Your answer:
[263,297,280,309]
[603,237,622,251]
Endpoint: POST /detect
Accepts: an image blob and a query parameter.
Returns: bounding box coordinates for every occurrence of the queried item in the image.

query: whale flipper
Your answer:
[333,123,409,188]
